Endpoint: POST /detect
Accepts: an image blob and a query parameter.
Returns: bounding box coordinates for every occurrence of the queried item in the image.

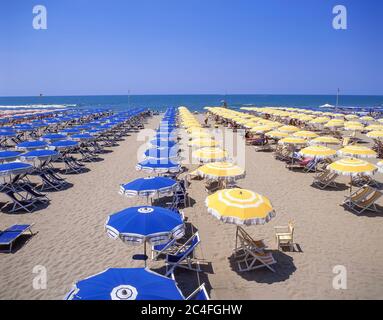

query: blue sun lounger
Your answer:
[165,232,201,276]
[0,224,34,253]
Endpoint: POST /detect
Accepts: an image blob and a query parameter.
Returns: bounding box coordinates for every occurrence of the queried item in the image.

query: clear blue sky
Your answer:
[1,0,382,96]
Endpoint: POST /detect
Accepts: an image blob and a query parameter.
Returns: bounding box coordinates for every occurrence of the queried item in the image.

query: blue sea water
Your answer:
[0,94,383,112]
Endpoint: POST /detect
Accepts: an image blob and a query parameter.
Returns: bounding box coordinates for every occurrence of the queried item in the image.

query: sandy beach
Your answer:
[1,112,383,300]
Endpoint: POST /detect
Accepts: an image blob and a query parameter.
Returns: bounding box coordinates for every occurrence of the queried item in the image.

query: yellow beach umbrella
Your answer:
[299,146,337,159]
[310,136,341,145]
[309,117,330,124]
[337,146,377,158]
[197,162,245,180]
[365,124,383,131]
[188,139,219,147]
[265,131,289,139]
[192,147,228,162]
[278,137,307,146]
[345,114,359,120]
[206,188,275,225]
[366,131,383,139]
[343,124,364,131]
[360,116,374,122]
[250,125,272,133]
[189,131,213,139]
[327,158,378,193]
[293,130,319,139]
[278,125,300,133]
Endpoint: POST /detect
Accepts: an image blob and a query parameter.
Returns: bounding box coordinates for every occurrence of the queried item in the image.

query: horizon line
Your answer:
[1,93,383,98]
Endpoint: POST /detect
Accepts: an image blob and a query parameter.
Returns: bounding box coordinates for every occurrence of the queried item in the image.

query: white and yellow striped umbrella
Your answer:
[278,137,307,146]
[250,125,272,133]
[188,139,219,148]
[299,146,337,159]
[293,130,319,139]
[365,124,383,131]
[360,116,374,122]
[344,124,364,131]
[197,162,245,180]
[189,131,214,139]
[309,136,341,145]
[278,125,300,133]
[192,147,228,162]
[265,131,289,139]
[205,188,275,225]
[327,158,377,177]
[377,160,383,173]
[366,131,383,139]
[337,145,377,158]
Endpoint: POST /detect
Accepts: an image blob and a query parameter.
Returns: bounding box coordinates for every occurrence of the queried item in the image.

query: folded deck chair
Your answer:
[186,283,210,300]
[0,224,34,253]
[312,170,339,189]
[349,190,383,214]
[165,232,201,276]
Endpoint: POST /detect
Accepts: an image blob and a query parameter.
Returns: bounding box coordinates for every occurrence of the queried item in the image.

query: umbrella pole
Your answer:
[144,240,147,267]
[235,226,239,253]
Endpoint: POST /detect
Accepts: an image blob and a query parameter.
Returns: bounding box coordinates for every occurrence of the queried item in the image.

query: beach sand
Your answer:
[1,114,383,299]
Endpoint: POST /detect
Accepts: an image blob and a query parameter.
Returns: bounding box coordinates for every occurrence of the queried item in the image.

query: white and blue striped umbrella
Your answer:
[120,177,178,198]
[65,268,184,300]
[105,206,185,245]
[136,159,181,174]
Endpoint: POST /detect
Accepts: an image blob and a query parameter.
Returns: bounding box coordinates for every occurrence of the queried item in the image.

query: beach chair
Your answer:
[186,283,210,300]
[352,174,379,188]
[233,228,276,272]
[312,170,339,189]
[343,184,375,206]
[3,190,37,213]
[348,189,383,214]
[205,180,220,194]
[165,232,201,276]
[234,226,267,256]
[274,221,295,251]
[0,224,34,253]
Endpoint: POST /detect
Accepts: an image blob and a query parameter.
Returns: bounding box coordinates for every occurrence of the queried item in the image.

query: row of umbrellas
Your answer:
[66,108,189,300]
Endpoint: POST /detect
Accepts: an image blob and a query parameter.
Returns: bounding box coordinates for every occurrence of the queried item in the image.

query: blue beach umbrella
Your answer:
[136,159,181,174]
[120,177,178,198]
[106,206,184,245]
[148,139,177,149]
[144,147,179,160]
[65,268,184,300]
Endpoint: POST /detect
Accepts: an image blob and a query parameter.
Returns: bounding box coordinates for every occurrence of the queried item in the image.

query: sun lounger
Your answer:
[343,185,375,206]
[165,232,201,276]
[0,224,34,253]
[312,170,339,189]
[186,283,210,300]
[347,188,383,214]
[233,226,276,272]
